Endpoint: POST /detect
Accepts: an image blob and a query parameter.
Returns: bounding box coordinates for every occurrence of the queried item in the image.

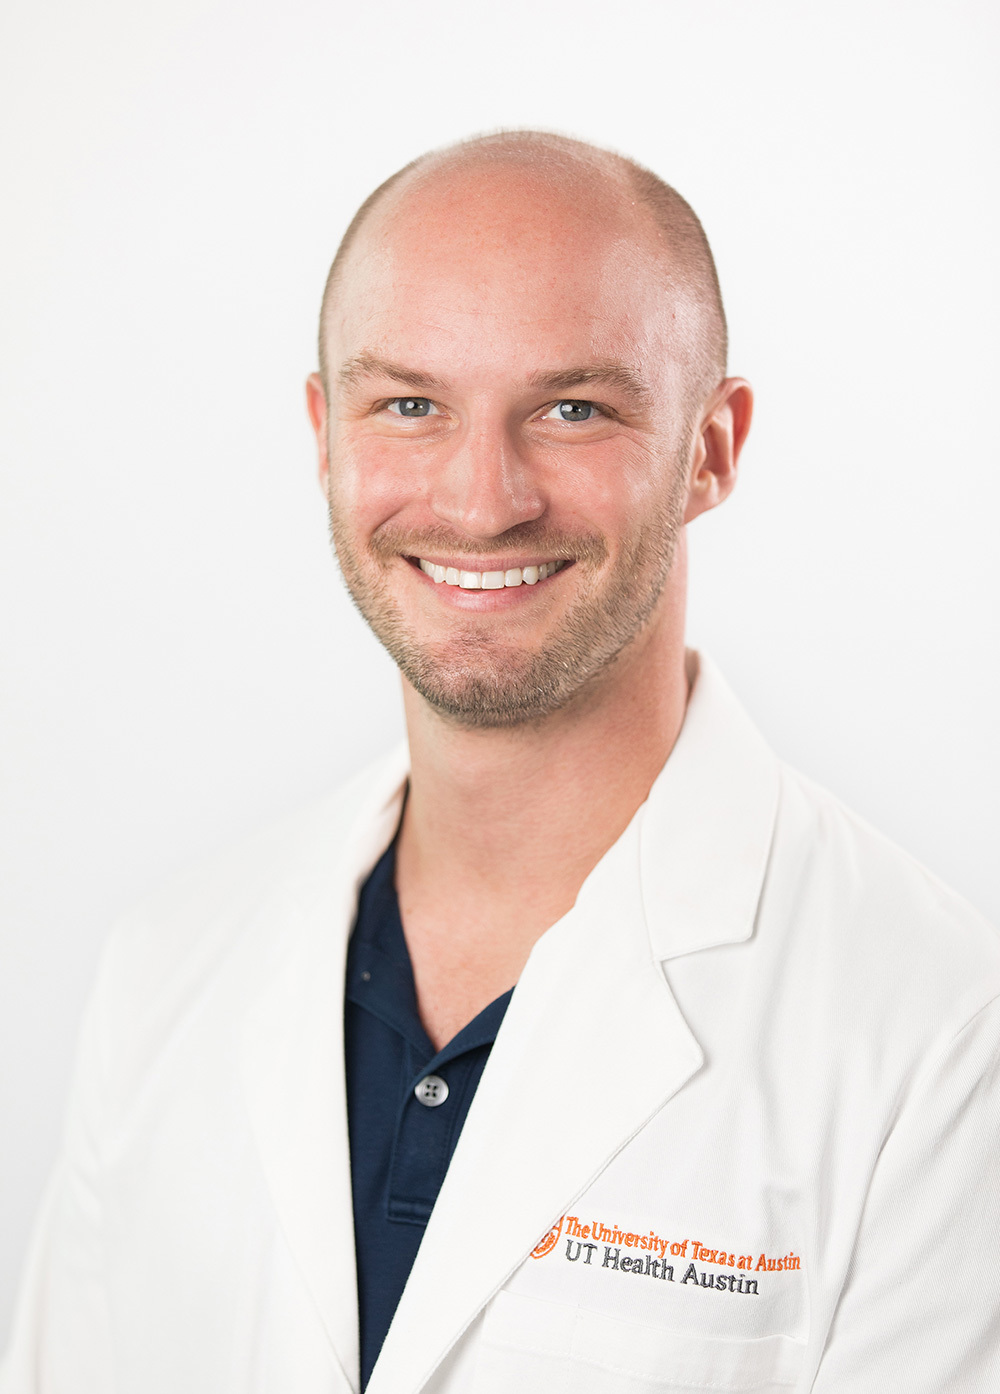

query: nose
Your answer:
[428,420,545,539]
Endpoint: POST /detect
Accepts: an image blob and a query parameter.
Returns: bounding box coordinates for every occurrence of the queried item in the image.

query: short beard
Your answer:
[328,484,686,730]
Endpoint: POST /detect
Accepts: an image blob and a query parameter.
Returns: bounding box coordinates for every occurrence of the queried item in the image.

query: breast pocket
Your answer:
[473,1290,805,1394]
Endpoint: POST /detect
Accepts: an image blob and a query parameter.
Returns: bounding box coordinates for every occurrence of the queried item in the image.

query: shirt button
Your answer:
[414,1074,449,1107]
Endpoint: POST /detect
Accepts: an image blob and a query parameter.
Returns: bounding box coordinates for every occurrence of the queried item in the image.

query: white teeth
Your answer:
[418,559,566,588]
[418,559,448,583]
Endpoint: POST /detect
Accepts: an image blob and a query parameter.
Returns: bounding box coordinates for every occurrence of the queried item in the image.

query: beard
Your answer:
[327,478,686,730]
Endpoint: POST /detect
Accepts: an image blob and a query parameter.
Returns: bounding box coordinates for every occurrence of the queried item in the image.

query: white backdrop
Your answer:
[1,0,997,1343]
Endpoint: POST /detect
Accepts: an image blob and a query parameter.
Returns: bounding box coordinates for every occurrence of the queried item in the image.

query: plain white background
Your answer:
[1,0,997,1344]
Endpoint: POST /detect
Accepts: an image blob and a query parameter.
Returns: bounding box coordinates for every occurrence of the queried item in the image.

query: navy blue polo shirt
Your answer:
[344,838,513,1389]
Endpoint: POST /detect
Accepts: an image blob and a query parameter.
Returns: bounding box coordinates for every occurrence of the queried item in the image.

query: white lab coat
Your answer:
[3,654,999,1394]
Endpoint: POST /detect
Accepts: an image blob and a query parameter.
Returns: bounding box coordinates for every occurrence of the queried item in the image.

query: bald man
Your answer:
[3,133,999,1394]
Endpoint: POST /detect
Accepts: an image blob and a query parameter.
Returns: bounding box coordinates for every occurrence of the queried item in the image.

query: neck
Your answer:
[393,555,690,1048]
[400,620,688,893]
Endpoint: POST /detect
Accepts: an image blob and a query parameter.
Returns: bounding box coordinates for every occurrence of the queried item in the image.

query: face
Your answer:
[310,164,741,728]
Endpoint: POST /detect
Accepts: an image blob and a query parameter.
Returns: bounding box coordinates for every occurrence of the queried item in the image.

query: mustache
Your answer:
[368,521,608,565]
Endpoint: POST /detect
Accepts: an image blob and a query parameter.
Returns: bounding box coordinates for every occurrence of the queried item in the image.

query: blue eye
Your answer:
[543,400,600,422]
[388,397,435,417]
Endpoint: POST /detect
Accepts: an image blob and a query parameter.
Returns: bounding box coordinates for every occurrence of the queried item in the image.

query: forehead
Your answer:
[327,163,691,384]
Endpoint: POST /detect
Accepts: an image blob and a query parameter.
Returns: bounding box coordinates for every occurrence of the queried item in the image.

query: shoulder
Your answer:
[658,651,999,1089]
[764,760,1000,1046]
[84,745,407,1106]
[110,744,404,963]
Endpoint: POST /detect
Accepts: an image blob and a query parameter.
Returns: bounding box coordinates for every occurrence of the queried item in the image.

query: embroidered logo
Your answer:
[530,1214,564,1259]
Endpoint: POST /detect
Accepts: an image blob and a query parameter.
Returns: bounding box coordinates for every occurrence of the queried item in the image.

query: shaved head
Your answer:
[318,130,727,408]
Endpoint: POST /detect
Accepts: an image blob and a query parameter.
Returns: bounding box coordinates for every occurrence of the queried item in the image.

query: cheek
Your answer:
[327,432,424,529]
[549,439,669,539]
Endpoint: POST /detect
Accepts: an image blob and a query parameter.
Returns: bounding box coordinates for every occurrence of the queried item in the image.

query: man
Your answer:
[3,131,999,1393]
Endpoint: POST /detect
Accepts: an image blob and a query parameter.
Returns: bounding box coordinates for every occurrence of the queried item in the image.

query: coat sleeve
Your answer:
[0,955,117,1393]
[811,996,1000,1392]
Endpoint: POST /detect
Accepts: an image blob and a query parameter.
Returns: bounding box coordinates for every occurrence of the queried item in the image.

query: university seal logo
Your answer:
[530,1215,564,1259]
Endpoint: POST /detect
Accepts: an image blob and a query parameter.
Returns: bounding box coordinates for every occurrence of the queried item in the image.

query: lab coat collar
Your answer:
[241,651,781,1394]
[640,650,781,961]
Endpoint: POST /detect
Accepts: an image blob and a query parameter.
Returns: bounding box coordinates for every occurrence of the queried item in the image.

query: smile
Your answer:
[416,559,569,589]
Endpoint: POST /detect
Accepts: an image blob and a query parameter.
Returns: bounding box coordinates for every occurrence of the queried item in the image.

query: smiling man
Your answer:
[3,132,1000,1394]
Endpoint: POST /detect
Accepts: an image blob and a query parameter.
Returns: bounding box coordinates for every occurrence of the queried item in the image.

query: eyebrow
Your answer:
[337,353,445,394]
[336,352,652,407]
[526,363,653,407]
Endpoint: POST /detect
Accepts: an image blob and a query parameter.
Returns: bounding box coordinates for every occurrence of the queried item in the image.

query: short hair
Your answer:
[318,130,727,401]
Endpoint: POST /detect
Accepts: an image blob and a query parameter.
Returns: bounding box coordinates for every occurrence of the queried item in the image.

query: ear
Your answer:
[305,372,331,493]
[683,378,753,524]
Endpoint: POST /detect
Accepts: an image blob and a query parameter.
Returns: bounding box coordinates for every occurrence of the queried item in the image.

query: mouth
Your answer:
[412,557,570,590]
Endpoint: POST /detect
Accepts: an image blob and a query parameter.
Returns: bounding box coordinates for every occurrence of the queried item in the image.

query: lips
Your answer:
[416,558,569,589]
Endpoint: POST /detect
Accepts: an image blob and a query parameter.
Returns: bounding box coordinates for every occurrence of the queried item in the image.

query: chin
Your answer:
[400,653,565,729]
[397,633,627,728]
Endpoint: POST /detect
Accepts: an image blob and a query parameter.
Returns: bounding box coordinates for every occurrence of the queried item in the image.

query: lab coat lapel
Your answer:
[367,822,705,1394]
[240,750,408,1394]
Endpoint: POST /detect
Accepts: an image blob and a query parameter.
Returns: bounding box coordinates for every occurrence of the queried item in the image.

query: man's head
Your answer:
[307,131,751,728]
